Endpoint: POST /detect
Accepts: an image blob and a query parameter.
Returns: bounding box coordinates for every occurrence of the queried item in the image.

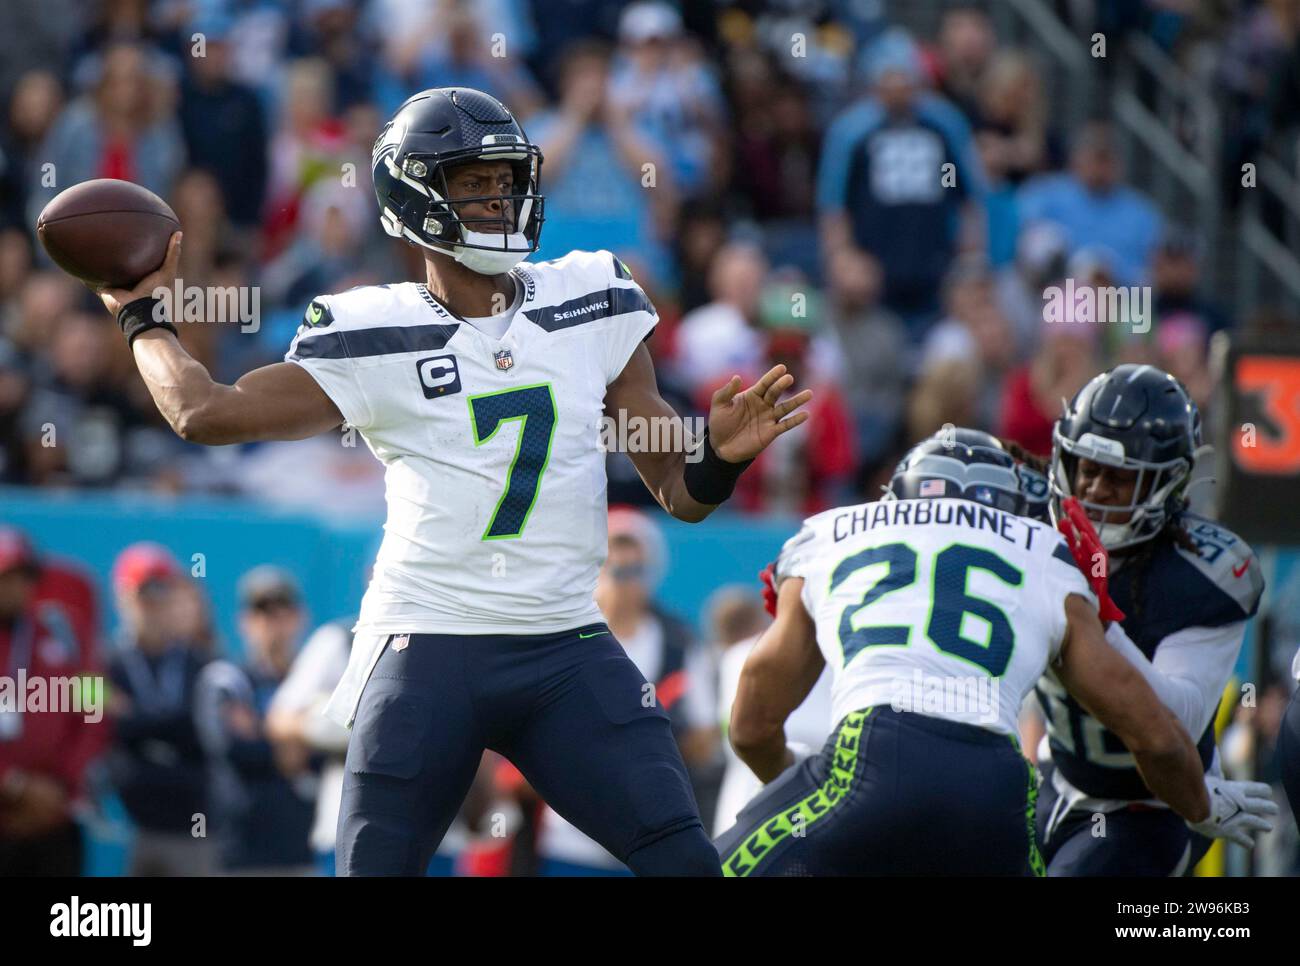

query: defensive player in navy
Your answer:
[716,430,1238,876]
[94,88,812,876]
[1034,364,1277,875]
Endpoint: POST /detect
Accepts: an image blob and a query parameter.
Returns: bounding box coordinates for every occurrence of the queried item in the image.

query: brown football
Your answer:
[36,179,180,289]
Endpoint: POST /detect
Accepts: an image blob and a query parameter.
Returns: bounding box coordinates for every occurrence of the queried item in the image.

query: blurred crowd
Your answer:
[0,0,1280,511]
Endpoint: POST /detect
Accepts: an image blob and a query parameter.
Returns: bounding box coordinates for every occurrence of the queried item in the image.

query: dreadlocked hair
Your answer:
[997,438,1048,474]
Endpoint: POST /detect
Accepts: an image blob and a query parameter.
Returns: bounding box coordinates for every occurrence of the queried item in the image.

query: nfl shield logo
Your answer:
[391,634,409,652]
[494,349,514,371]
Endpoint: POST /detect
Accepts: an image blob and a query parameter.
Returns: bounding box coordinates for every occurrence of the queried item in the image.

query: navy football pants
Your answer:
[714,707,1042,876]
[1036,764,1211,876]
[336,623,719,876]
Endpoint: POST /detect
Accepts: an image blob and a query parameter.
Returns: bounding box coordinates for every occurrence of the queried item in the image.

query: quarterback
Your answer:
[94,87,810,875]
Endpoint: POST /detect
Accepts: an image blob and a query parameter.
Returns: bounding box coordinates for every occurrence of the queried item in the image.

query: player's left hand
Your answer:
[759,562,778,617]
[1188,775,1278,848]
[707,365,813,463]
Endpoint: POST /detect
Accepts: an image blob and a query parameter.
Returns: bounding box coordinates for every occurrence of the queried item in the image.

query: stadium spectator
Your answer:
[994,220,1068,360]
[266,616,355,876]
[261,57,349,257]
[971,51,1061,265]
[177,14,267,231]
[105,543,213,876]
[0,337,32,483]
[824,246,908,474]
[1152,226,1231,341]
[27,42,184,235]
[0,526,107,876]
[286,0,376,113]
[930,5,998,123]
[673,240,767,395]
[819,28,987,331]
[997,321,1099,458]
[609,2,727,199]
[1016,121,1163,287]
[729,54,820,226]
[527,39,676,285]
[387,2,544,121]
[688,584,769,832]
[195,566,315,874]
[712,610,831,838]
[0,70,65,232]
[729,283,857,516]
[920,255,1017,431]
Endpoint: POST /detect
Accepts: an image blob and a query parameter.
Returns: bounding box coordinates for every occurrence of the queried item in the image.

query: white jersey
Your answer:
[285,250,657,725]
[776,497,1092,737]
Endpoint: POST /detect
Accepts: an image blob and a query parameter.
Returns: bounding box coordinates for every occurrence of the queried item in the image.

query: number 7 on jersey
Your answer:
[468,383,557,540]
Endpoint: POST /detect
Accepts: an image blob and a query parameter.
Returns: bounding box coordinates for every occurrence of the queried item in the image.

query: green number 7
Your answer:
[469,383,557,540]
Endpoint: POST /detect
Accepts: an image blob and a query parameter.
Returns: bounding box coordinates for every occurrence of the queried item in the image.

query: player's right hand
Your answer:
[1056,497,1126,624]
[94,230,183,318]
[1188,775,1278,848]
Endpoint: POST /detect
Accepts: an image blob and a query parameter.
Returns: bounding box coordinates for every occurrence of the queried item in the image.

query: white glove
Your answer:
[1187,775,1279,848]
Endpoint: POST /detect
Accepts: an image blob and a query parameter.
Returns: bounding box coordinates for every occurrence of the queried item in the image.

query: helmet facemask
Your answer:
[1049,425,1191,551]
[377,141,545,275]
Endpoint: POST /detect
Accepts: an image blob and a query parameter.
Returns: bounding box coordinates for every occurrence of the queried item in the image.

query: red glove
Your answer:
[759,563,778,617]
[1056,497,1126,623]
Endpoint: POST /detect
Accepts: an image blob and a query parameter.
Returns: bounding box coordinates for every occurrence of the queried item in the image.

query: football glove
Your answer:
[759,562,778,617]
[1188,775,1279,848]
[1056,496,1126,623]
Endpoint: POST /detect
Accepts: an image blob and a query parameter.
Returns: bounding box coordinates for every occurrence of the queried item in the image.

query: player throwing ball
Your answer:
[717,430,1258,876]
[94,88,811,876]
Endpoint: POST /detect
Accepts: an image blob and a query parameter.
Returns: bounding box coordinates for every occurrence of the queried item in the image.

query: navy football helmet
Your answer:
[1050,364,1200,550]
[371,87,544,274]
[887,428,1030,516]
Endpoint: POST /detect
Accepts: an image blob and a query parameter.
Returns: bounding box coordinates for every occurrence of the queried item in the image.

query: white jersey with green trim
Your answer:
[775,497,1092,736]
[283,250,657,722]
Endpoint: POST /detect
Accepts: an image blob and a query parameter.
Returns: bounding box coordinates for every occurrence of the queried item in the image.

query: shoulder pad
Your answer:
[774,522,818,583]
[522,249,616,288]
[1174,514,1264,619]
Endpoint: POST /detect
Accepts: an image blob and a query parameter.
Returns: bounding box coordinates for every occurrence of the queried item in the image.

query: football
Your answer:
[36,178,180,290]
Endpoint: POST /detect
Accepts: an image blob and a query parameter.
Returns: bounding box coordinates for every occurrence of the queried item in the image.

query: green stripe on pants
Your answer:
[722,708,872,877]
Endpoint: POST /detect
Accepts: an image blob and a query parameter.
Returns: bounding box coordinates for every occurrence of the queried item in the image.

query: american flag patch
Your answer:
[494,349,514,371]
[919,479,946,497]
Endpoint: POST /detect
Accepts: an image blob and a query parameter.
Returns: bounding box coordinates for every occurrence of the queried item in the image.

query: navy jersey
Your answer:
[1036,514,1264,800]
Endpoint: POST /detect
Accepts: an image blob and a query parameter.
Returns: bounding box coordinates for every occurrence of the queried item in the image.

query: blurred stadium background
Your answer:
[0,0,1298,876]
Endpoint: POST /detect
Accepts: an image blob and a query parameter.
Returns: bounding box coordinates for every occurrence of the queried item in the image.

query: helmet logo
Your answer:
[1075,432,1126,463]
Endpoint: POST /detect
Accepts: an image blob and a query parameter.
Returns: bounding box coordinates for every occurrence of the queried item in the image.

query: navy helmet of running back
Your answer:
[371,87,544,274]
[887,428,1031,516]
[1049,364,1200,550]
